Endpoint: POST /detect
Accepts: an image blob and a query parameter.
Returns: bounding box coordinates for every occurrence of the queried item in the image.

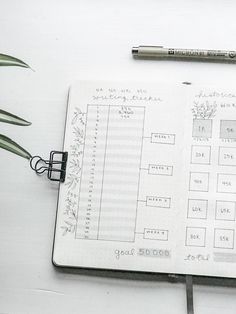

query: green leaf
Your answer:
[0,109,31,126]
[0,134,31,159]
[0,54,30,68]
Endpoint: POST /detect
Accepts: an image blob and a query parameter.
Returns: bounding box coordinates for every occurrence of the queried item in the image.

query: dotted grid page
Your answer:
[53,80,236,278]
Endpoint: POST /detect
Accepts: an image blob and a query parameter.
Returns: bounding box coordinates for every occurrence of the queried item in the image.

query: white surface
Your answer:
[1,0,236,313]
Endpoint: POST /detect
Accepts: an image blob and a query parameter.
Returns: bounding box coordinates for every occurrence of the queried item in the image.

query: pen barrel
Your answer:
[133,46,236,61]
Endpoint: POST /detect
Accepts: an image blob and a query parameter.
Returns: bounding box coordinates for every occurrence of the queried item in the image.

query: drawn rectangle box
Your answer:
[144,228,168,241]
[191,145,211,165]
[215,201,236,221]
[76,104,145,242]
[214,252,236,263]
[189,172,209,192]
[148,164,173,176]
[219,147,236,166]
[192,119,212,138]
[214,228,234,249]
[187,199,208,219]
[217,174,236,194]
[151,133,175,145]
[220,120,236,139]
[185,227,206,247]
[146,196,171,208]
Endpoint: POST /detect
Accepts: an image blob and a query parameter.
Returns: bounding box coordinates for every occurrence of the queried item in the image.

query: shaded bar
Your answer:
[98,106,145,241]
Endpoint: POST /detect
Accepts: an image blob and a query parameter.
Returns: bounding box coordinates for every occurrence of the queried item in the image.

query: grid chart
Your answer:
[76,104,145,242]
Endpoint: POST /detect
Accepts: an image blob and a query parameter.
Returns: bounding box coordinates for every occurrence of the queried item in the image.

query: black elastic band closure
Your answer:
[186,275,194,314]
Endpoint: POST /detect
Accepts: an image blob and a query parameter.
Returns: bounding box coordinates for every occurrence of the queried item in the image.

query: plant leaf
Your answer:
[0,109,31,126]
[0,134,31,159]
[0,54,30,68]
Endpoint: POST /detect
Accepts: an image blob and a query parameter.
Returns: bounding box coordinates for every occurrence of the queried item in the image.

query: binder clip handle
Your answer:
[30,150,68,182]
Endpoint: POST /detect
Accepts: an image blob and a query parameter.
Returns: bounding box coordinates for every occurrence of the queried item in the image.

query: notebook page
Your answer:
[53,81,236,278]
[175,85,236,278]
[53,81,186,274]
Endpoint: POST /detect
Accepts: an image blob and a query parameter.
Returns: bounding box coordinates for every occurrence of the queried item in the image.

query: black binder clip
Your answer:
[30,151,68,182]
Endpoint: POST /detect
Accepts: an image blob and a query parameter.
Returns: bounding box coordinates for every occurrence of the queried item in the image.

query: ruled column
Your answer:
[76,105,109,239]
[98,106,145,241]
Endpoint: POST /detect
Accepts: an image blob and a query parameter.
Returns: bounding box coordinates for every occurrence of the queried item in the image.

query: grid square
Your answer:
[191,145,211,164]
[215,201,236,221]
[186,227,206,247]
[192,119,212,138]
[188,199,208,219]
[214,229,234,249]
[189,172,209,192]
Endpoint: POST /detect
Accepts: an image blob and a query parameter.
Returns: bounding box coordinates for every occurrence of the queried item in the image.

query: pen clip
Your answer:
[141,45,163,48]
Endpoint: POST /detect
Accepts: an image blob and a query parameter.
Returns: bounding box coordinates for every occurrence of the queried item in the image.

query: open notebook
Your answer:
[53,80,236,278]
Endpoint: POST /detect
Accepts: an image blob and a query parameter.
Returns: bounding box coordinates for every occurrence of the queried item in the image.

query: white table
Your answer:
[1,1,236,313]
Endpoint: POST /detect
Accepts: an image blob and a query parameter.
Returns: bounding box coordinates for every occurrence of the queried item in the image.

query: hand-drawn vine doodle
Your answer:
[61,107,86,236]
[191,100,217,119]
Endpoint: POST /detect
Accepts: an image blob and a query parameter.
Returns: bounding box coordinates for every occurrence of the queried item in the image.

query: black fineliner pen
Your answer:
[132,45,236,62]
